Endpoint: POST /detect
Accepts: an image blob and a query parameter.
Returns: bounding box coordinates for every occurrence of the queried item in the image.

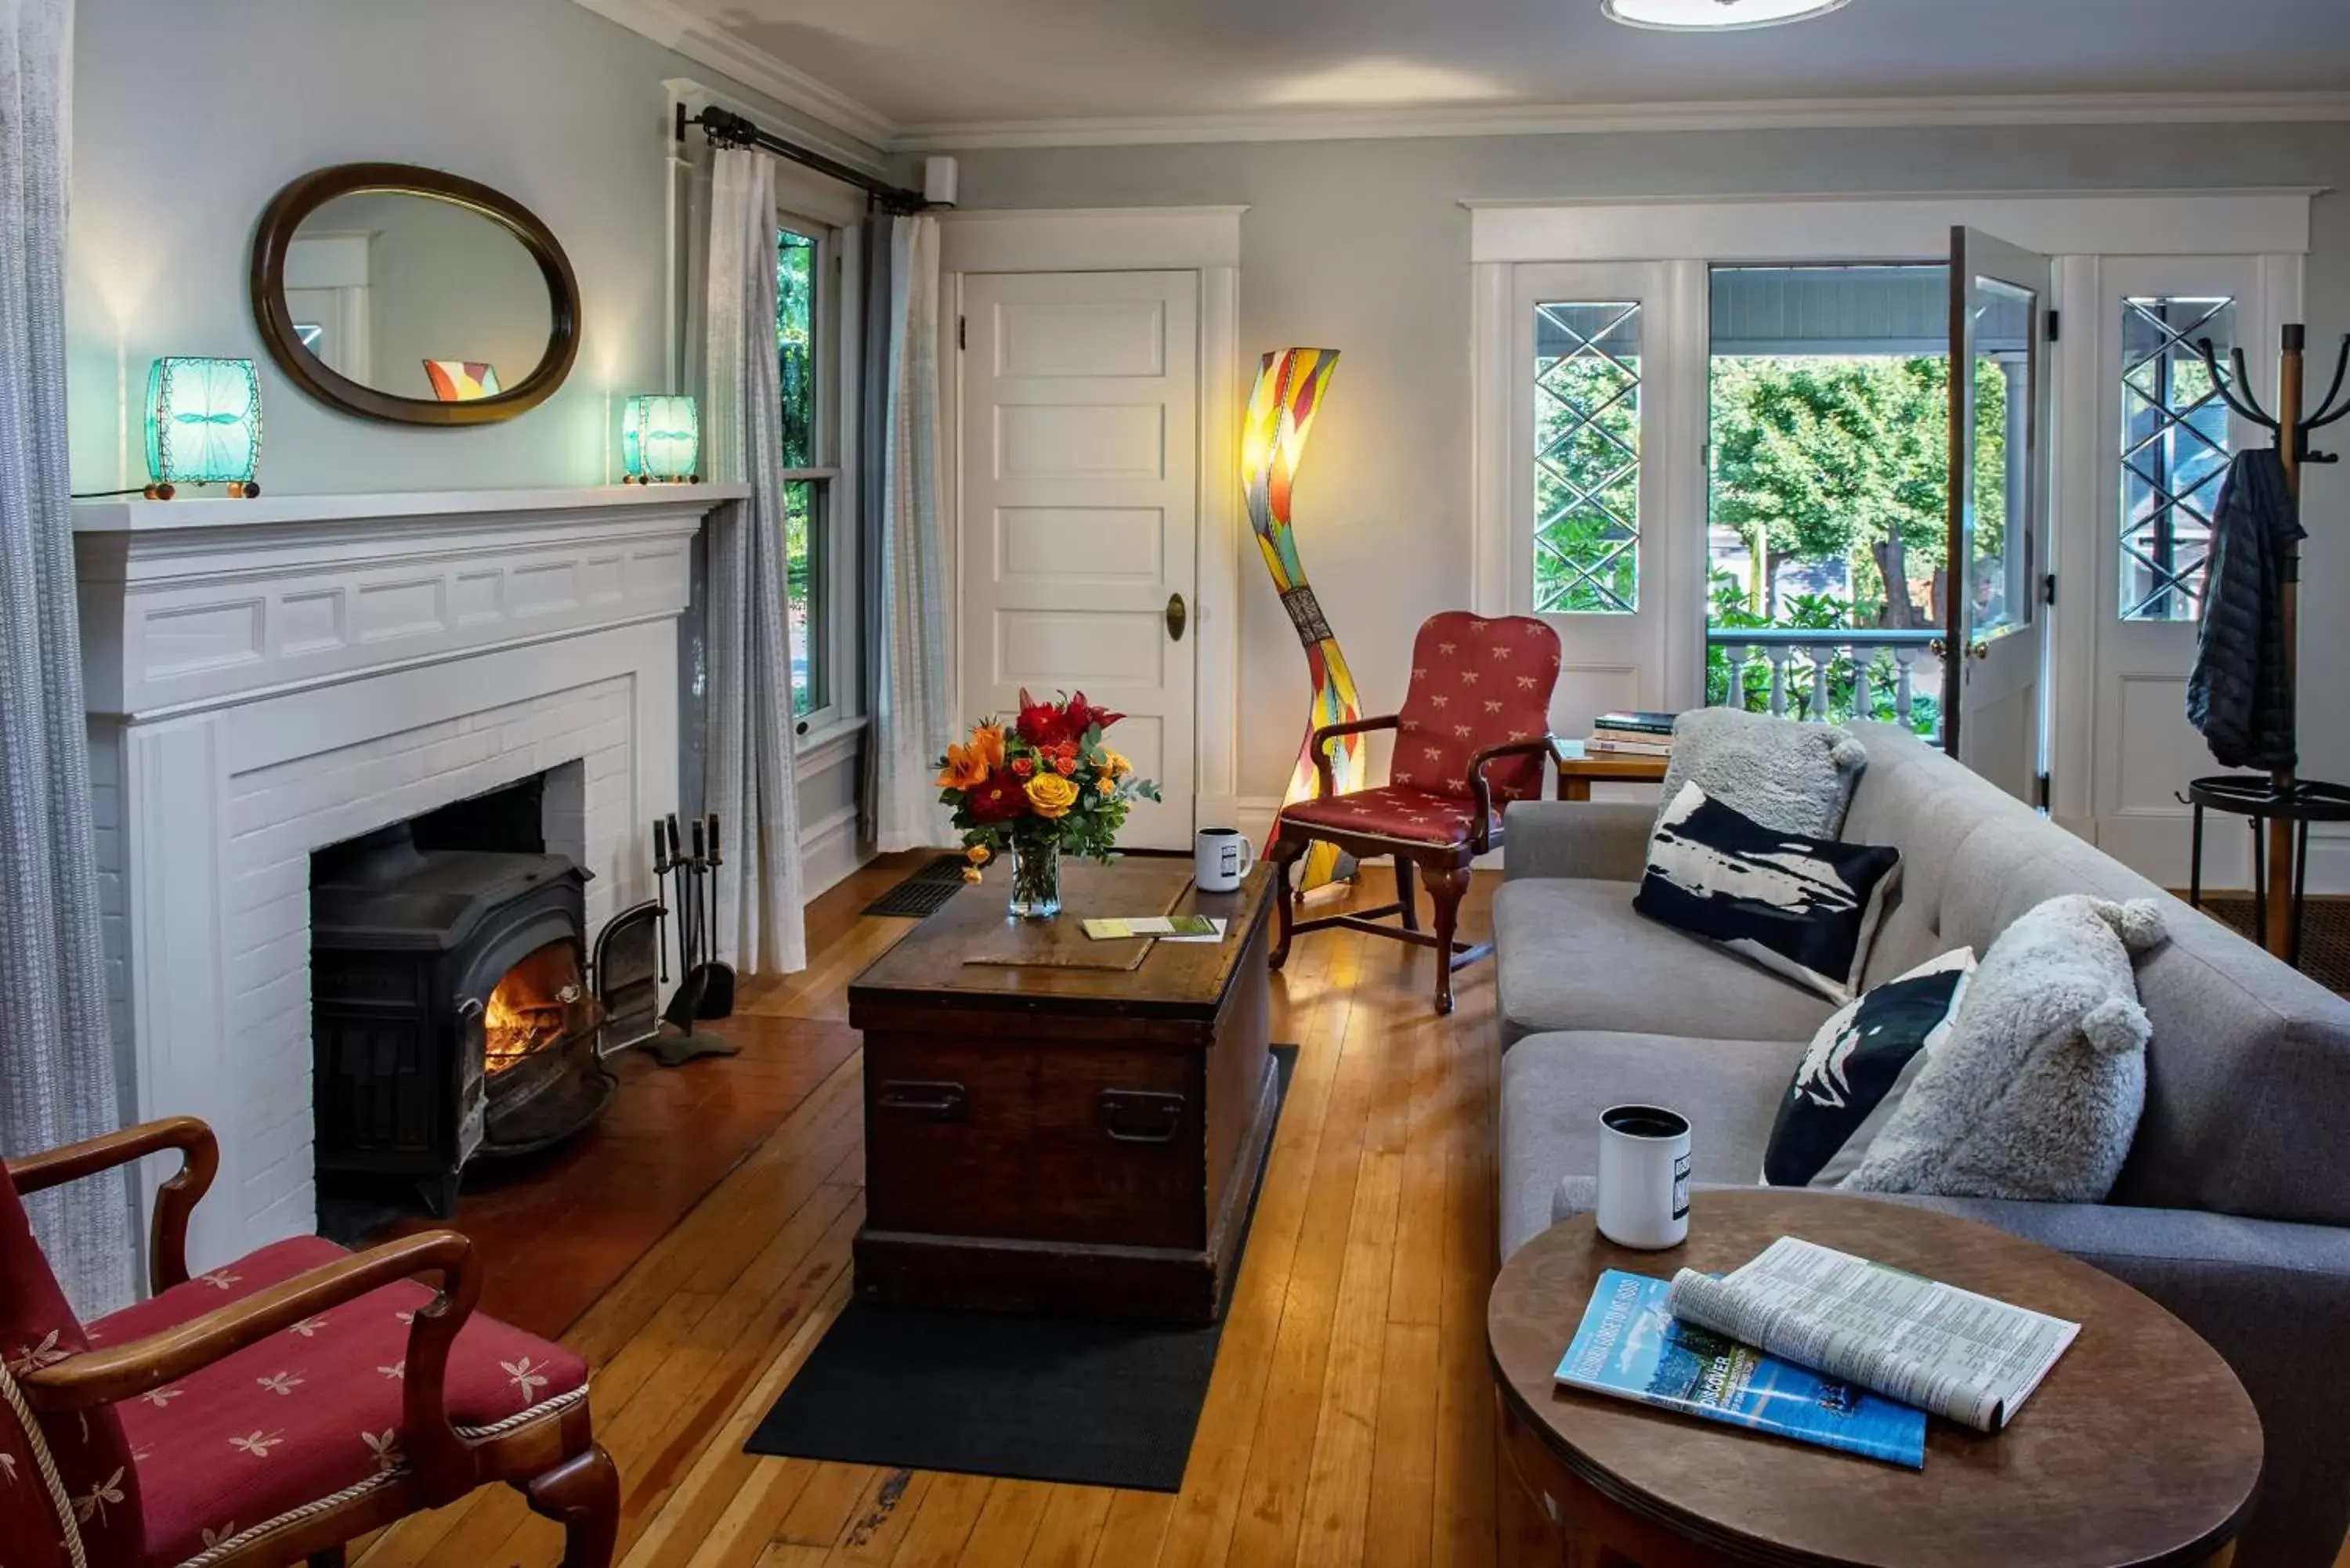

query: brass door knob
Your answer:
[1969,640,1991,661]
[1166,592,1188,641]
[1928,637,1947,659]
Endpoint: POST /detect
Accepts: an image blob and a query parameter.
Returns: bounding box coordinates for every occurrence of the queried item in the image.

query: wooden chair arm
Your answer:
[1468,736,1561,854]
[20,1229,484,1500]
[5,1116,217,1288]
[1309,714,1398,800]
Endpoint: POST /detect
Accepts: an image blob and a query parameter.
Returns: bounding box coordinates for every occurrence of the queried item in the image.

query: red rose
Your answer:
[966,772,1029,823]
[1010,756,1035,777]
[1054,755,1077,776]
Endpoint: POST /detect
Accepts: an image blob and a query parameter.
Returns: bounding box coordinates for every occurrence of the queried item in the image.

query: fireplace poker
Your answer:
[695,811,737,1019]
[651,815,672,985]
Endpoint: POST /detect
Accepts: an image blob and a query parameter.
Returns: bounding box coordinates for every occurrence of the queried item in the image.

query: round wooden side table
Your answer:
[1488,1191,2262,1568]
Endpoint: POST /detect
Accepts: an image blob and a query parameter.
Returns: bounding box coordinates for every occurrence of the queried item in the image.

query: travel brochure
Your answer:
[1556,1239,2081,1468]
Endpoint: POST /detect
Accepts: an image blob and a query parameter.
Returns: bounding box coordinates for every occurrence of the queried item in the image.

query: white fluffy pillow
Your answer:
[1655,708,1868,842]
[1841,894,2166,1203]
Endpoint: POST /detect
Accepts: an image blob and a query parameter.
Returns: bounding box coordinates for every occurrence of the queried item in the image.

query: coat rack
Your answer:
[2185,324,2350,960]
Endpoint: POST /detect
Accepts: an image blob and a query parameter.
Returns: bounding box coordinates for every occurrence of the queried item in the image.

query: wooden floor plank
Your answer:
[877,1472,995,1568]
[1084,1491,1172,1568]
[1019,1488,1115,1568]
[953,1480,1053,1567]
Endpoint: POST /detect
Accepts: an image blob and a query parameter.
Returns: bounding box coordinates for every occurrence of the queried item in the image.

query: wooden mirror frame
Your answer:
[250,162,581,427]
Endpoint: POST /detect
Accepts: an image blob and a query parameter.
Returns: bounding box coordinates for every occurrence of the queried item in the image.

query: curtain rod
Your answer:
[676,104,929,215]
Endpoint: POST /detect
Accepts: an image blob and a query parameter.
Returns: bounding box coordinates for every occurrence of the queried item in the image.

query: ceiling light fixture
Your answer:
[1603,0,1849,31]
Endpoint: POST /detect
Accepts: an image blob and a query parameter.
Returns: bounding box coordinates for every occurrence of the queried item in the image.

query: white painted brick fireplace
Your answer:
[72,485,744,1273]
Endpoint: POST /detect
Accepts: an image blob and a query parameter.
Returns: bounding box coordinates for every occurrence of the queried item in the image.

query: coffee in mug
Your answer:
[1595,1104,1691,1250]
[1194,826,1255,893]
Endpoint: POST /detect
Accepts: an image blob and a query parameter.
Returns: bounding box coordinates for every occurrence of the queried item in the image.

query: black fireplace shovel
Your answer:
[693,811,738,1020]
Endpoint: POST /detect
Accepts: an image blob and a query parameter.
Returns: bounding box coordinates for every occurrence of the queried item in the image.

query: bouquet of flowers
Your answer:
[935,688,1161,917]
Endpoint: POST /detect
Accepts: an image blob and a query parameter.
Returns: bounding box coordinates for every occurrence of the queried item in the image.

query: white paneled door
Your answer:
[957,270,1199,849]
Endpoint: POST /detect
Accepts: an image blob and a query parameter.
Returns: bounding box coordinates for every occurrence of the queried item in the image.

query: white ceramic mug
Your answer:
[1194,826,1255,893]
[1596,1104,1692,1250]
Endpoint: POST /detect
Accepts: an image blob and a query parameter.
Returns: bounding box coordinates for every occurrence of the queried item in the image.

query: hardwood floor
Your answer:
[345,855,2350,1568]
[348,853,1543,1568]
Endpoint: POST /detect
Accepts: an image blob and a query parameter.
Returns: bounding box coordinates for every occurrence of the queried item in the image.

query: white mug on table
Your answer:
[1194,826,1254,892]
[1596,1104,1691,1249]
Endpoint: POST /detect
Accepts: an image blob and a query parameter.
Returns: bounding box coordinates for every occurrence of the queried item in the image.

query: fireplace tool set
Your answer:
[645,811,741,1065]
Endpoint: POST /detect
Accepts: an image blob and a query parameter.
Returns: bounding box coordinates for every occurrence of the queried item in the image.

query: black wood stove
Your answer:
[310,813,660,1216]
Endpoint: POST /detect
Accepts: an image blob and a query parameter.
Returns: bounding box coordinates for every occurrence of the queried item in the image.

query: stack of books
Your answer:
[1585,710,1678,757]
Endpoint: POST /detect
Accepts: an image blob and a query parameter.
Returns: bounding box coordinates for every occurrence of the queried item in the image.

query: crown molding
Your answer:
[891,89,2350,152]
[567,0,895,158]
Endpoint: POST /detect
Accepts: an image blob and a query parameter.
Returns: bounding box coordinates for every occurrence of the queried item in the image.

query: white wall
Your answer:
[937,123,2350,823]
[66,0,867,497]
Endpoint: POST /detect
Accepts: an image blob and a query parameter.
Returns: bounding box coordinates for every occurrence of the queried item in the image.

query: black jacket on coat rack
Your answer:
[2186,447,2304,771]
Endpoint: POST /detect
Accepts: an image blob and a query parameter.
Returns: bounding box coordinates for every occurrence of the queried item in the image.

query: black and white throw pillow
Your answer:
[1634,780,1902,1002]
[1761,950,1975,1189]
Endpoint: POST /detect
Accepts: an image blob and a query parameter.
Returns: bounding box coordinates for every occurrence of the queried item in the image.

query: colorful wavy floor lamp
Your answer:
[1243,347,1364,893]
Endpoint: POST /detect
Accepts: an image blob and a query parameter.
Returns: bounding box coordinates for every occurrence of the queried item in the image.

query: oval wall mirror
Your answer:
[250,163,580,426]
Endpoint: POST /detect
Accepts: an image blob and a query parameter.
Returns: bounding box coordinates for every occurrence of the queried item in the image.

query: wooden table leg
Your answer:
[1557,776,1593,802]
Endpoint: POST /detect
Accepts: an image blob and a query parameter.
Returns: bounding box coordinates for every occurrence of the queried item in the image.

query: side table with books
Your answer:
[1487,1190,2261,1568]
[1552,710,1676,800]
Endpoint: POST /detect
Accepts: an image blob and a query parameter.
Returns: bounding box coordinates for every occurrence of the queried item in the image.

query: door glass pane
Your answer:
[776,227,818,469]
[2120,296,2234,621]
[1967,277,2033,638]
[1532,302,1640,613]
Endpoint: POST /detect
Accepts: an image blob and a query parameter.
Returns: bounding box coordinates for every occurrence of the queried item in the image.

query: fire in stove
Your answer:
[483,942,604,1077]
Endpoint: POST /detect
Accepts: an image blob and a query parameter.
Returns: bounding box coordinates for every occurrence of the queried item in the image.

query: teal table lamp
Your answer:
[621,394,700,484]
[145,356,262,499]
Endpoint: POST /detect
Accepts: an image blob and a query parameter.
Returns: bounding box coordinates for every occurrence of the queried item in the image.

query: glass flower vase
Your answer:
[1007,834,1063,919]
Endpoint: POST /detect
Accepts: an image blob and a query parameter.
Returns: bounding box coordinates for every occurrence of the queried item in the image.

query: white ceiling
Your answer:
[626,0,2350,144]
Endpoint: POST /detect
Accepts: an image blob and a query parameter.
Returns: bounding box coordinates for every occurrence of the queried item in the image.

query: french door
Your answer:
[1943,226,2053,803]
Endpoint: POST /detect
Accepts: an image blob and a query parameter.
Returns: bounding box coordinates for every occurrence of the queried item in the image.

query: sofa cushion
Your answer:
[1493,878,1836,1050]
[1845,897,2163,1202]
[1636,781,1901,1002]
[1764,948,1974,1189]
[1499,1030,1799,1259]
[1657,708,1868,840]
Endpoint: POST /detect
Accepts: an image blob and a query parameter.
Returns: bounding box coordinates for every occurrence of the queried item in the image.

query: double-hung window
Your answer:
[777,214,846,732]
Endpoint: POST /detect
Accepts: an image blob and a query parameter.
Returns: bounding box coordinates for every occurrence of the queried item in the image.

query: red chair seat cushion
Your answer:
[1281,786,1489,847]
[93,1237,588,1567]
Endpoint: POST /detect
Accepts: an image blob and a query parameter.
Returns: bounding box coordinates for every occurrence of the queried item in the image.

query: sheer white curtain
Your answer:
[0,0,132,1315]
[869,214,953,852]
[703,149,807,974]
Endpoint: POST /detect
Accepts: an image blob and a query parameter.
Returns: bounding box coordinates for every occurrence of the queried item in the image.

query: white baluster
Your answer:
[1893,647,1917,728]
[1853,657,1874,724]
[1765,646,1790,717]
[1808,647,1831,721]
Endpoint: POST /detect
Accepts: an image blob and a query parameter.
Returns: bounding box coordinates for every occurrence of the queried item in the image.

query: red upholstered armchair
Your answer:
[1269,611,1564,1013]
[0,1118,616,1568]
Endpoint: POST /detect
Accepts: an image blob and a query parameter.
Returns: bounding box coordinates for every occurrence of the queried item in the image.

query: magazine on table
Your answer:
[1556,1270,1928,1467]
[1665,1237,2080,1434]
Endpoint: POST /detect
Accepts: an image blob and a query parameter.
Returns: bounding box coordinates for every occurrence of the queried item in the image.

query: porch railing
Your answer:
[1705,627,1946,738]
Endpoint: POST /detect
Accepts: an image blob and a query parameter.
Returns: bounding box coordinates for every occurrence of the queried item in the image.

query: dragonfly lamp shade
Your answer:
[145,356,262,496]
[622,394,700,483]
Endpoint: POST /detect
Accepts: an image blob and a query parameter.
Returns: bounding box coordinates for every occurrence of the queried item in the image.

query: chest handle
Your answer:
[1099,1089,1186,1143]
[876,1080,967,1121]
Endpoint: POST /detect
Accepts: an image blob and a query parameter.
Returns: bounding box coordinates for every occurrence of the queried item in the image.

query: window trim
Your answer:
[776,205,861,750]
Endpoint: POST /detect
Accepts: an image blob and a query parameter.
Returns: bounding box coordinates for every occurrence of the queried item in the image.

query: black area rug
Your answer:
[2199,896,2350,997]
[744,1045,1297,1491]
[861,853,971,918]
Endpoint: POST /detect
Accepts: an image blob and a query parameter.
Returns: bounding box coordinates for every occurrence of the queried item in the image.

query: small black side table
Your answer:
[2183,774,2350,967]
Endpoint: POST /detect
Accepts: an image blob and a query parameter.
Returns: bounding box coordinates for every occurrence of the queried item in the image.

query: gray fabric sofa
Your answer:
[1495,722,2350,1568]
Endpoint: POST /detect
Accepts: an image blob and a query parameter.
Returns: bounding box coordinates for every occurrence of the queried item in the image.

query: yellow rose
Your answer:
[965,844,992,865]
[1025,773,1080,819]
[1097,747,1132,781]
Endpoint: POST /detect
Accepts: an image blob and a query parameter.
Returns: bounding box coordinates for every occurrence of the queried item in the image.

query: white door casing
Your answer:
[956,269,1199,848]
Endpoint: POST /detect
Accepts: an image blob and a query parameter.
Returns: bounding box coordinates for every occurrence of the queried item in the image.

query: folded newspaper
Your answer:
[1665,1236,2081,1433]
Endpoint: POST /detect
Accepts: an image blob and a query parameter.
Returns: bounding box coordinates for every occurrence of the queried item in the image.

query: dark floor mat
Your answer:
[861,854,972,918]
[2196,896,2350,997]
[743,1046,1296,1491]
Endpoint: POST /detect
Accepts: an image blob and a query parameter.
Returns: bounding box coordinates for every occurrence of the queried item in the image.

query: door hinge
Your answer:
[957,315,967,351]
[2035,771,2052,811]
[2046,309,2060,342]
[2041,572,2057,606]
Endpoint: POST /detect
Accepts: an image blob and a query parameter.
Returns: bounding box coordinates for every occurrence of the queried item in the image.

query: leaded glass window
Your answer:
[1533,302,1642,614]
[2120,296,2234,622]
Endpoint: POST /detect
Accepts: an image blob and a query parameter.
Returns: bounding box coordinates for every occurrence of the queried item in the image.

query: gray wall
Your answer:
[942,124,2350,802]
[67,0,869,497]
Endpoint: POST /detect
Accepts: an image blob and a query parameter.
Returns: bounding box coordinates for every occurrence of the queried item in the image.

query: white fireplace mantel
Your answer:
[74,485,746,721]
[74,484,743,1271]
